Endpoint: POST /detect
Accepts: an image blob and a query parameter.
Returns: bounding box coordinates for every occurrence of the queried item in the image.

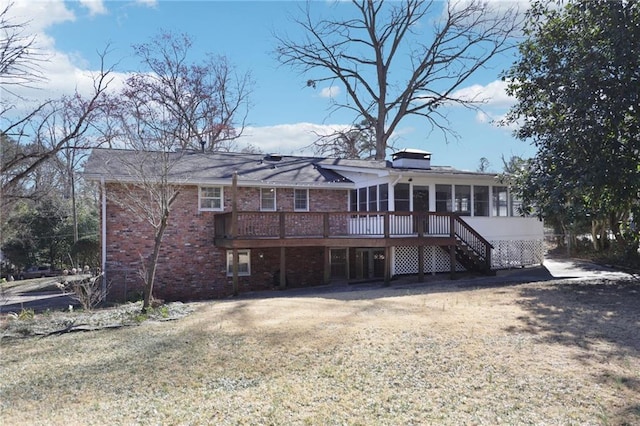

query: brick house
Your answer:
[84,148,544,302]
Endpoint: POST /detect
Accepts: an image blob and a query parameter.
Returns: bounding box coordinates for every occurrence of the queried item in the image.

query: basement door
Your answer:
[354,248,385,279]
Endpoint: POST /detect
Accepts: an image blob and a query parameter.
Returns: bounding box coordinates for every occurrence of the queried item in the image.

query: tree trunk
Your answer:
[142,214,169,312]
[375,127,386,160]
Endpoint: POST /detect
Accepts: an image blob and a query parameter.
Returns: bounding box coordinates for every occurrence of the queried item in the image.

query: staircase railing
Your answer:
[451,215,493,271]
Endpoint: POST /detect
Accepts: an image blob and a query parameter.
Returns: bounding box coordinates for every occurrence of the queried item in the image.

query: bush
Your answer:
[57,274,106,311]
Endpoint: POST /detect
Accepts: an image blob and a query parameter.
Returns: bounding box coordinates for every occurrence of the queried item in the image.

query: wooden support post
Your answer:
[418,245,424,283]
[279,246,286,289]
[323,247,331,284]
[384,246,391,286]
[279,212,285,239]
[323,213,330,238]
[345,247,350,280]
[231,172,238,238]
[449,244,456,280]
[449,214,456,280]
[384,213,390,238]
[232,248,239,296]
[231,172,239,295]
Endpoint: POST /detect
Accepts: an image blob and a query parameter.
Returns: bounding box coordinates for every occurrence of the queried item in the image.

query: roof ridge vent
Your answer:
[392,149,431,170]
[264,153,283,162]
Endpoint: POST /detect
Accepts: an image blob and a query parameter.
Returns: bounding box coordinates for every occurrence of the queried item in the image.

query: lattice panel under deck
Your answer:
[491,240,544,269]
[393,246,465,275]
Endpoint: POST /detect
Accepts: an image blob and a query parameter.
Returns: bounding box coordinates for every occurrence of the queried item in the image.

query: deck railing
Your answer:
[214,210,493,270]
[215,211,466,239]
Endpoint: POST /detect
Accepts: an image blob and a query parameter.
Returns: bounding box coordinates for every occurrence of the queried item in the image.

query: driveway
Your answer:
[541,256,636,280]
[1,278,78,314]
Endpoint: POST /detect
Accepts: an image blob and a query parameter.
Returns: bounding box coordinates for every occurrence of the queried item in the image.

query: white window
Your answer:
[294,189,309,211]
[261,188,276,211]
[492,186,509,217]
[473,186,490,216]
[226,249,251,276]
[199,186,223,211]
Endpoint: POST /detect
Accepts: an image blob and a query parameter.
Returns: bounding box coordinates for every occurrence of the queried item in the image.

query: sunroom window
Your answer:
[473,186,489,216]
[435,184,452,212]
[379,184,389,211]
[492,186,509,216]
[394,183,410,211]
[455,185,471,216]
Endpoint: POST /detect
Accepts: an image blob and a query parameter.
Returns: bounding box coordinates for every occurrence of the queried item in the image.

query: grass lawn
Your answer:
[1,276,639,425]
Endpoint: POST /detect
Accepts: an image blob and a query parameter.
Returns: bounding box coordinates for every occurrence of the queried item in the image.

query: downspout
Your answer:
[101,177,107,300]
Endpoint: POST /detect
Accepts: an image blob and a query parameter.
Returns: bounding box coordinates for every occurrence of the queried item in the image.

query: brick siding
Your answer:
[103,183,347,302]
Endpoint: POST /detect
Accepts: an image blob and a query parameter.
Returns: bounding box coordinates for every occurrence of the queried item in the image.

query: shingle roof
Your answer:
[83,148,352,186]
[84,148,498,188]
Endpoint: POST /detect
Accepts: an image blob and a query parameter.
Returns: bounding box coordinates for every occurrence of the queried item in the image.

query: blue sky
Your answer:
[5,0,535,171]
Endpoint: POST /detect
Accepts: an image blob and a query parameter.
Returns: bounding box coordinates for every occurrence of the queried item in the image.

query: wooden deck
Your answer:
[215,211,493,292]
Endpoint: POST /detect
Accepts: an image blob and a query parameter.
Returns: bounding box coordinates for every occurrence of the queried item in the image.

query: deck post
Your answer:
[449,244,456,280]
[384,213,390,238]
[345,247,350,280]
[449,214,456,279]
[323,213,329,238]
[323,247,331,284]
[232,248,239,296]
[231,172,238,238]
[417,213,424,282]
[384,246,391,286]
[418,245,424,282]
[231,172,239,295]
[279,212,285,238]
[279,247,286,289]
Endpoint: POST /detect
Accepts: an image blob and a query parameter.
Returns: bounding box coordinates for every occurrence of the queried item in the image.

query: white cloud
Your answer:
[134,0,158,7]
[3,0,76,31]
[447,0,528,24]
[79,0,108,16]
[451,80,514,107]
[475,110,490,124]
[235,123,351,155]
[319,86,340,98]
[0,0,129,116]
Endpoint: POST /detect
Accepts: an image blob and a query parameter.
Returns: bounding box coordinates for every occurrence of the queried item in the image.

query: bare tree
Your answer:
[0,1,114,210]
[311,119,377,159]
[276,0,521,160]
[126,31,253,152]
[102,148,181,312]
[1,57,113,208]
[0,2,46,100]
[102,31,253,311]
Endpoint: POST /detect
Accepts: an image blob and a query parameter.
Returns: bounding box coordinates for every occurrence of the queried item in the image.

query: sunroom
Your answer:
[332,149,545,273]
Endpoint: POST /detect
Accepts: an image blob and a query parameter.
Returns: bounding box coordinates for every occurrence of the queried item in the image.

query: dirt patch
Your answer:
[1,274,638,425]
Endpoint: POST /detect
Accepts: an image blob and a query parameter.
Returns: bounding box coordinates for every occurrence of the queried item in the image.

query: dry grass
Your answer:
[1,276,639,425]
